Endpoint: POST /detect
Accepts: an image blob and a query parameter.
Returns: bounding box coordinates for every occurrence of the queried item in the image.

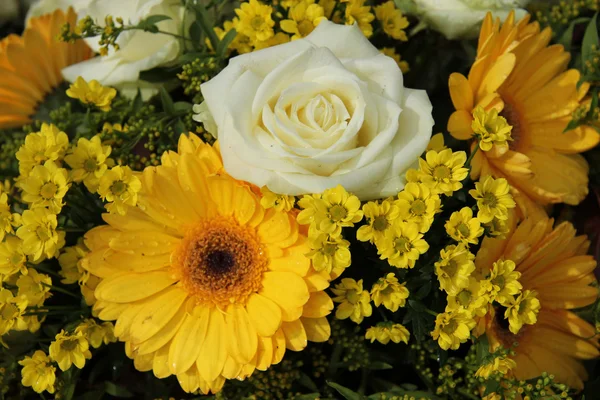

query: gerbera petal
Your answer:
[136,303,187,355]
[447,110,474,140]
[301,291,333,318]
[168,308,209,375]
[197,308,227,382]
[95,271,176,303]
[272,328,287,365]
[260,271,310,318]
[152,344,171,379]
[225,304,259,364]
[255,335,274,371]
[246,293,282,337]
[449,73,473,111]
[301,317,330,342]
[281,319,307,351]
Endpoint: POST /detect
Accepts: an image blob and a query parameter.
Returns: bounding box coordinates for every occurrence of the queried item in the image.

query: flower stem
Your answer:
[464,143,480,169]
[32,265,62,279]
[41,283,80,299]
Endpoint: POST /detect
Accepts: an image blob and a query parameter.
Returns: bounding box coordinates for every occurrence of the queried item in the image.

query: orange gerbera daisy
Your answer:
[0,8,92,129]
[81,133,334,394]
[475,214,599,389]
[448,12,600,220]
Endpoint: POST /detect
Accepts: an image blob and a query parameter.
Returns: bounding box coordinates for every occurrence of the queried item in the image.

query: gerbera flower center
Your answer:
[410,199,427,216]
[373,215,388,231]
[40,183,58,200]
[329,205,348,221]
[172,216,269,309]
[499,103,522,151]
[84,158,98,172]
[433,165,451,180]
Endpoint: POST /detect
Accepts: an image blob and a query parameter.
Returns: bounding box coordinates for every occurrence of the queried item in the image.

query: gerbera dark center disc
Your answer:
[206,249,235,275]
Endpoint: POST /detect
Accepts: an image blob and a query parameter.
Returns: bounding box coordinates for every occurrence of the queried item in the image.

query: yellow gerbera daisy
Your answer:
[476,214,599,389]
[0,8,92,129]
[447,11,600,219]
[81,134,334,394]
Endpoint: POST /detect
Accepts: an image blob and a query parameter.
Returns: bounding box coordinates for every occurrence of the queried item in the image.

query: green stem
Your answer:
[464,143,480,169]
[41,283,80,299]
[377,307,388,322]
[327,342,343,379]
[32,265,62,279]
[424,308,438,317]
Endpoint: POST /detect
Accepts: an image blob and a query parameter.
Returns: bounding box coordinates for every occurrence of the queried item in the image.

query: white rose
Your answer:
[411,0,530,39]
[59,0,185,99]
[194,21,434,200]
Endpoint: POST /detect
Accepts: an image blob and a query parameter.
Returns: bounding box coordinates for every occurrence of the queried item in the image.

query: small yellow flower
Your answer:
[431,309,475,351]
[49,330,92,371]
[66,76,117,112]
[374,1,408,40]
[418,149,469,196]
[483,217,509,239]
[370,273,409,312]
[65,136,113,193]
[365,323,410,345]
[0,236,27,279]
[426,133,446,152]
[356,199,399,243]
[19,350,56,394]
[378,221,429,269]
[306,233,351,275]
[0,288,28,336]
[475,355,517,379]
[58,239,89,285]
[16,124,69,177]
[74,319,117,349]
[16,207,66,262]
[481,259,522,306]
[215,19,253,54]
[20,160,70,213]
[97,166,142,215]
[471,106,512,152]
[380,47,409,73]
[469,176,515,223]
[235,0,275,43]
[281,0,327,40]
[319,0,336,19]
[253,32,291,50]
[435,244,475,296]
[395,182,441,233]
[332,278,372,324]
[445,207,484,246]
[16,268,52,306]
[260,186,295,212]
[345,0,375,37]
[446,278,488,317]
[504,290,541,335]
[0,193,20,242]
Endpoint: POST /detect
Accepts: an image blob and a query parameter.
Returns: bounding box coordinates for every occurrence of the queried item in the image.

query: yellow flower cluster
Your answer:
[260,186,295,212]
[471,106,513,152]
[19,319,115,394]
[58,239,101,305]
[216,0,409,55]
[332,278,372,324]
[407,148,469,196]
[298,184,362,275]
[475,354,517,379]
[370,273,409,313]
[469,176,516,235]
[365,322,410,345]
[66,76,117,112]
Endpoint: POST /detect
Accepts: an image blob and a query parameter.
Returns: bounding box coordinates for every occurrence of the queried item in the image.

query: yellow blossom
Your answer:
[58,239,89,285]
[469,176,515,223]
[253,32,291,50]
[365,323,410,345]
[306,233,351,274]
[418,149,469,196]
[15,124,69,177]
[0,193,20,242]
[19,350,56,394]
[380,47,409,73]
[20,160,70,213]
[215,19,253,54]
[475,356,517,379]
[97,166,142,215]
[378,221,429,269]
[332,278,372,324]
[356,199,399,243]
[445,207,484,246]
[281,0,327,40]
[235,0,275,43]
[471,106,512,152]
[481,259,522,306]
[431,309,475,350]
[504,290,541,334]
[396,182,441,233]
[426,133,446,152]
[0,288,28,336]
[16,207,65,262]
[64,135,113,193]
[49,330,92,371]
[370,273,409,312]
[483,217,509,239]
[0,236,27,279]
[74,319,116,348]
[345,0,374,37]
[446,278,488,317]
[66,76,117,112]
[319,0,336,19]
[16,268,52,306]
[260,186,295,212]
[435,244,475,296]
[374,1,408,40]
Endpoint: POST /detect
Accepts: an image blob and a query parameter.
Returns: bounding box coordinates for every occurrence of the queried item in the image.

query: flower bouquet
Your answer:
[0,0,599,399]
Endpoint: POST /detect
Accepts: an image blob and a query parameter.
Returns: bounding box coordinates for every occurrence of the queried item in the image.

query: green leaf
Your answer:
[193,2,220,52]
[138,14,172,33]
[475,334,490,365]
[173,101,193,112]
[189,21,203,49]
[298,372,319,392]
[173,118,187,135]
[139,67,177,83]
[558,17,590,50]
[368,361,393,370]
[582,13,599,67]
[327,382,368,400]
[159,87,175,115]
[217,28,237,58]
[104,382,134,398]
[294,394,321,400]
